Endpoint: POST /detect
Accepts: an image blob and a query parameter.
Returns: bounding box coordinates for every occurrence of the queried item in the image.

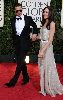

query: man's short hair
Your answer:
[14,3,22,8]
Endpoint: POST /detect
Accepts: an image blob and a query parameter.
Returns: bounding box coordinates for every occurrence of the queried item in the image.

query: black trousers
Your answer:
[16,50,28,77]
[12,36,31,83]
[12,45,29,83]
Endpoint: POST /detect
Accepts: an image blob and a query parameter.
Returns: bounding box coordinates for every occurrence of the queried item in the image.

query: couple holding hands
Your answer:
[5,3,63,97]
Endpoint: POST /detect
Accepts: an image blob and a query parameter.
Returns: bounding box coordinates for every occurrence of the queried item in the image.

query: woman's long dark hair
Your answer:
[41,6,54,30]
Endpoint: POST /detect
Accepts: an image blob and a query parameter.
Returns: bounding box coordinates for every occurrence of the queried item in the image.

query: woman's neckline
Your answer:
[42,26,50,31]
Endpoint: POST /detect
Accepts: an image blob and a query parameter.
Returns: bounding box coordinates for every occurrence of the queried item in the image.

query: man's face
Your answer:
[15,6,22,16]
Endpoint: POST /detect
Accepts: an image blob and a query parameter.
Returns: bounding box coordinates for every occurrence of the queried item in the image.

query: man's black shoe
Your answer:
[21,76,29,85]
[21,79,29,85]
[5,82,16,87]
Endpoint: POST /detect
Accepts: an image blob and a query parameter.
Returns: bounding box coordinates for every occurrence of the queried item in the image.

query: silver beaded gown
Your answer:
[38,27,63,97]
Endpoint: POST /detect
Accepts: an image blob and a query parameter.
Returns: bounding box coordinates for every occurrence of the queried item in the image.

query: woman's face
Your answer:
[43,8,49,19]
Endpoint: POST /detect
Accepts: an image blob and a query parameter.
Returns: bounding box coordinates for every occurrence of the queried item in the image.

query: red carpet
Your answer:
[0,63,63,100]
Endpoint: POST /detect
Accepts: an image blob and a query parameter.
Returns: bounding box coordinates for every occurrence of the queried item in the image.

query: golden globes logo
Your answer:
[0,0,4,27]
[18,0,51,28]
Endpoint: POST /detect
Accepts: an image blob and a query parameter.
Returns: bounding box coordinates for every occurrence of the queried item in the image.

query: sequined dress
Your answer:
[38,27,63,97]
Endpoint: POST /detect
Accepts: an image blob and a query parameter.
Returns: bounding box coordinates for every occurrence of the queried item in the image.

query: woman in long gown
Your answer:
[38,6,63,97]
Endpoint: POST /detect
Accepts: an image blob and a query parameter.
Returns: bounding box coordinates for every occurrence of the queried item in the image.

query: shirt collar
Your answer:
[16,14,24,19]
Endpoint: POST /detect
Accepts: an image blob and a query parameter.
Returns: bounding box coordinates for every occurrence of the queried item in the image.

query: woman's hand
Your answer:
[38,50,45,58]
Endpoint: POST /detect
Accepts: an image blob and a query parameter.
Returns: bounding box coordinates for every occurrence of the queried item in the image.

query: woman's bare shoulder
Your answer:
[50,21,55,26]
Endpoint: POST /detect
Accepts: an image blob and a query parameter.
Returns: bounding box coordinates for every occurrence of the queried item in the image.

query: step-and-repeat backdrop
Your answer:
[1,0,63,28]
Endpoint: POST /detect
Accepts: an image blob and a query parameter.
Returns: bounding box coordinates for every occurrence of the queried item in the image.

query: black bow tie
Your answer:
[16,17,22,20]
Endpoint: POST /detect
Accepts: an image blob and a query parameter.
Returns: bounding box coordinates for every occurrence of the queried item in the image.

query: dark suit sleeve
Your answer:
[29,16,38,35]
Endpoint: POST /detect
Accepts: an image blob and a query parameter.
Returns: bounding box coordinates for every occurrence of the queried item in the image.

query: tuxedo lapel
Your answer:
[23,15,28,30]
[24,15,28,27]
[19,15,29,34]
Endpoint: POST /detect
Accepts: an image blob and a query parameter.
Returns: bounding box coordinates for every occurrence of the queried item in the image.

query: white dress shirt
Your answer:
[15,14,25,36]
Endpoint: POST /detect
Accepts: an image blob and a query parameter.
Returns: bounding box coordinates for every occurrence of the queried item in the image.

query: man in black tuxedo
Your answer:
[5,3,38,87]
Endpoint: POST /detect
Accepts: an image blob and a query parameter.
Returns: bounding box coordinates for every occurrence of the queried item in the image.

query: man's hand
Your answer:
[32,34,37,41]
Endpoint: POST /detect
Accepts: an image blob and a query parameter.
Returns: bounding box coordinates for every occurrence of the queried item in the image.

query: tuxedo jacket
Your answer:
[11,15,38,52]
